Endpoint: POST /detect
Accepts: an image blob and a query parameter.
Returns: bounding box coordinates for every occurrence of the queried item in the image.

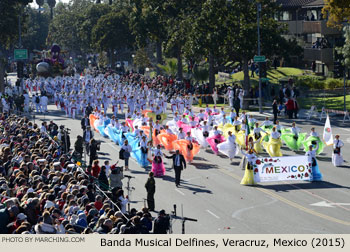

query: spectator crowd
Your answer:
[0,113,170,234]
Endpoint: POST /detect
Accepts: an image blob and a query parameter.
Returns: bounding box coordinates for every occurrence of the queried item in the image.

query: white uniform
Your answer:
[332,139,344,167]
[40,95,49,113]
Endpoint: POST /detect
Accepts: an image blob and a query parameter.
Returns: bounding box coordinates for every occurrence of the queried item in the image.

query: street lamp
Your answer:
[131,54,135,72]
[47,0,56,20]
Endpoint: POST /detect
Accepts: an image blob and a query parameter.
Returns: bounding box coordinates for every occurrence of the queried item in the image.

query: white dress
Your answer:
[332,140,344,167]
[217,135,238,159]
[212,91,218,105]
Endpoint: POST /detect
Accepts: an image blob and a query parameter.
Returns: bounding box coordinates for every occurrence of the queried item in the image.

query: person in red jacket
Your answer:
[91,160,100,178]
[285,97,295,119]
[94,195,103,211]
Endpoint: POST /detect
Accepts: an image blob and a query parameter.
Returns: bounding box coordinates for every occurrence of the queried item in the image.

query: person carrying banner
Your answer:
[305,142,322,181]
[240,148,257,185]
[303,127,325,155]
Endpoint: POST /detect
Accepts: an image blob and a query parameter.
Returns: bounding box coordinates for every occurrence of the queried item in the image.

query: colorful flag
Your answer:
[323,114,333,146]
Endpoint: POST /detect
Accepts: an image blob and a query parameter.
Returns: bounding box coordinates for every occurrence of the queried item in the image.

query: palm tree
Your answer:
[192,65,209,83]
[157,58,178,77]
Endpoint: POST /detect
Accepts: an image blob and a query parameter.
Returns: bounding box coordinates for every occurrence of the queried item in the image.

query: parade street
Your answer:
[32,105,350,234]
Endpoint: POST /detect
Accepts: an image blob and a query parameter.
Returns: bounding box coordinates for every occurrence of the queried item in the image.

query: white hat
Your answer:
[52,176,60,183]
[44,201,55,209]
[38,159,46,163]
[53,162,61,166]
[27,188,34,193]
[60,185,67,191]
[17,213,27,221]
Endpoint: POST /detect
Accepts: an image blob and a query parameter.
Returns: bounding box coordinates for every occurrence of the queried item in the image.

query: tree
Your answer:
[22,6,50,52]
[91,10,135,67]
[157,58,178,77]
[143,0,196,81]
[192,64,209,83]
[133,48,151,72]
[130,0,167,73]
[183,0,228,92]
[322,0,350,29]
[337,26,350,69]
[0,0,33,92]
[223,0,286,109]
[47,0,93,55]
[79,3,110,52]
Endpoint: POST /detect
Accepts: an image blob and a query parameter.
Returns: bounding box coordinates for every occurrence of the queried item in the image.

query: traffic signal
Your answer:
[333,60,344,78]
[260,62,267,78]
[17,61,24,78]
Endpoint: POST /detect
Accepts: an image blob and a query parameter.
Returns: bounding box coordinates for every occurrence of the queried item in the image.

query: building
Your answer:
[276,0,343,76]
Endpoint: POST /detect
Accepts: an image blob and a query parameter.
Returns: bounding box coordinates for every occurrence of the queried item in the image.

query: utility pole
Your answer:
[257,2,262,114]
[18,6,22,49]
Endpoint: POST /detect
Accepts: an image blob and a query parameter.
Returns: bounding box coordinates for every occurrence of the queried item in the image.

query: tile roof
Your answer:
[276,0,320,7]
[303,0,325,7]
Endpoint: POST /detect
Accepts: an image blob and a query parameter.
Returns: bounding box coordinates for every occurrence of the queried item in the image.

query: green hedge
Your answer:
[324,78,344,90]
[294,76,324,89]
[294,76,348,90]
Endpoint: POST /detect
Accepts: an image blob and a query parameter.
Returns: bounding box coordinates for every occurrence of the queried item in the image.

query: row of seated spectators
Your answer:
[0,114,169,234]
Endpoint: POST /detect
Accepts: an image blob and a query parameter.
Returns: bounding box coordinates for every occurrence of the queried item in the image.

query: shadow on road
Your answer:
[193,156,207,161]
[180,184,213,194]
[162,175,175,183]
[129,170,149,175]
[205,149,214,154]
[258,181,350,192]
[317,156,332,162]
[336,165,350,169]
[191,162,218,170]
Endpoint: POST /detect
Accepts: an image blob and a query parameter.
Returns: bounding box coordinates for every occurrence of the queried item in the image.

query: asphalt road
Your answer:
[29,104,350,234]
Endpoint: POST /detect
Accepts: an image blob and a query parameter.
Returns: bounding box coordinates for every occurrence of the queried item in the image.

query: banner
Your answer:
[253,156,312,182]
[323,114,333,146]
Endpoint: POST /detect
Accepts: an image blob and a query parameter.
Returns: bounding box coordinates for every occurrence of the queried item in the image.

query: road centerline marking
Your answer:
[206,209,220,219]
[175,188,185,196]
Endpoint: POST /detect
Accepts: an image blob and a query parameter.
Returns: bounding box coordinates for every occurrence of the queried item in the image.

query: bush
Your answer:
[325,78,343,90]
[295,76,324,90]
